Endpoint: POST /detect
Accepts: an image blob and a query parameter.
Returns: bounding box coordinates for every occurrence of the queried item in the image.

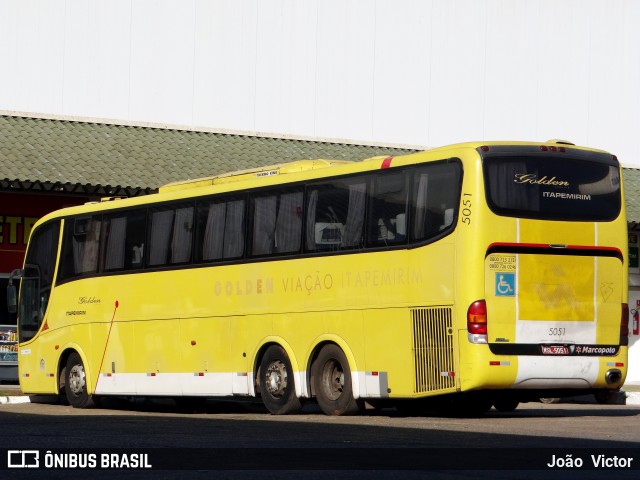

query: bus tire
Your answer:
[258,345,302,415]
[312,344,361,416]
[65,352,97,409]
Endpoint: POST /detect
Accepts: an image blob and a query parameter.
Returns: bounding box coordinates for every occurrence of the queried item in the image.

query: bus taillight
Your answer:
[467,300,488,344]
[621,303,629,346]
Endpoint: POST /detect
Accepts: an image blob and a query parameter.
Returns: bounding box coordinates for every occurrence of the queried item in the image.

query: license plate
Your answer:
[541,345,569,355]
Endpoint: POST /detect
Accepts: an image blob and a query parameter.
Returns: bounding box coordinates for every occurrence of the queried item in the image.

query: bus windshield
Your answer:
[483,155,621,221]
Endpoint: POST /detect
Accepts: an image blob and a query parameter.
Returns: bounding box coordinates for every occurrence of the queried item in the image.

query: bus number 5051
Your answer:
[549,327,566,336]
[462,193,472,225]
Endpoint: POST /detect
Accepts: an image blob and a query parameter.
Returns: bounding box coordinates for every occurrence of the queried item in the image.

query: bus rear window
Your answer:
[484,156,621,221]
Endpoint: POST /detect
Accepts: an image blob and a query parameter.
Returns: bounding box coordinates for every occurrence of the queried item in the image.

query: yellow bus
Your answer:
[7,140,628,415]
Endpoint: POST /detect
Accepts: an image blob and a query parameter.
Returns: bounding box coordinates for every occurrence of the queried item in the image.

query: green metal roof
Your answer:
[0,115,414,196]
[624,168,640,223]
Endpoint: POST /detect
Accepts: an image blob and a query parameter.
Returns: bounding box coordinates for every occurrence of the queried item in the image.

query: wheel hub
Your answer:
[322,360,344,400]
[68,364,86,396]
[265,360,287,397]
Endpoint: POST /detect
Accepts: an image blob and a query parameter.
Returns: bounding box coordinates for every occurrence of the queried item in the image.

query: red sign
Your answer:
[0,192,87,272]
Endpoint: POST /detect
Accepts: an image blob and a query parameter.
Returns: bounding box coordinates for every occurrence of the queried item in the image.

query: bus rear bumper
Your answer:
[459,343,628,392]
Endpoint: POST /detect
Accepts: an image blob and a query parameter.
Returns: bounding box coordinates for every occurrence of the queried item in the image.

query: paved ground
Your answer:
[2,381,640,405]
[2,397,639,480]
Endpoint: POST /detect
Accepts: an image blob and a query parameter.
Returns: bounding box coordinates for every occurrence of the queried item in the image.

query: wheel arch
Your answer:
[307,335,360,399]
[56,344,93,395]
[252,337,302,397]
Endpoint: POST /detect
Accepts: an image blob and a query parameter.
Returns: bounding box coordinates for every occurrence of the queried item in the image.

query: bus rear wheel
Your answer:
[258,345,302,415]
[312,345,361,416]
[65,352,98,408]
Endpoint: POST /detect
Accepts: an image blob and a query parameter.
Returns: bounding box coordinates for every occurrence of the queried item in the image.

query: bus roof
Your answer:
[159,159,353,193]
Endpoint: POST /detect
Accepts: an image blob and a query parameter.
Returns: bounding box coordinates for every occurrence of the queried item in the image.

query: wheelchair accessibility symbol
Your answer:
[495,273,515,297]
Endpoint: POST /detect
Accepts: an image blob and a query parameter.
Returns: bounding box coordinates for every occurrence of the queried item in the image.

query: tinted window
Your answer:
[251,190,303,256]
[19,221,60,342]
[367,172,409,247]
[484,156,621,221]
[148,203,194,266]
[306,178,367,252]
[58,215,102,281]
[24,222,60,293]
[103,210,147,271]
[196,197,246,261]
[410,162,461,242]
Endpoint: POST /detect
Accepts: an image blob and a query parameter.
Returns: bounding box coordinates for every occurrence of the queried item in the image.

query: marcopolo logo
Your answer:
[574,345,617,355]
[7,450,40,468]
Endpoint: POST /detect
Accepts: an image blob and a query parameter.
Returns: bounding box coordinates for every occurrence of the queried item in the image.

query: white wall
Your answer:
[1,0,640,166]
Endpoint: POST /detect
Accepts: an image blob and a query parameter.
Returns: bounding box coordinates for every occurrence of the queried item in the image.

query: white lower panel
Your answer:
[355,371,391,398]
[295,371,308,397]
[514,356,599,389]
[95,369,371,399]
[515,320,596,344]
[95,372,245,397]
[233,372,252,396]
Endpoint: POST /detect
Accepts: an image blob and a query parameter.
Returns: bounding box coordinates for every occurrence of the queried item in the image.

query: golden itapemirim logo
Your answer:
[513,173,570,187]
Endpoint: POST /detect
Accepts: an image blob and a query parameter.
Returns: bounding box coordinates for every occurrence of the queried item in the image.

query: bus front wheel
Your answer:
[312,345,361,416]
[258,345,302,415]
[65,352,98,408]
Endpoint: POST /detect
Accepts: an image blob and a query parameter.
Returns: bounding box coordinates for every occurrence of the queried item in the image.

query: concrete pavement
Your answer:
[2,383,640,406]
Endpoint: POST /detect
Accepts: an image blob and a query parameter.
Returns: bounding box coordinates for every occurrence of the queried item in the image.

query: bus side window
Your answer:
[251,189,303,257]
[305,178,367,252]
[367,172,408,247]
[58,215,102,281]
[411,162,461,242]
[196,197,245,262]
[252,194,278,255]
[274,191,303,254]
[103,209,147,271]
[148,203,194,267]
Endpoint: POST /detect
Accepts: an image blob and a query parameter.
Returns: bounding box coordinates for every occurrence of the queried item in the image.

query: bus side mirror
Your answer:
[7,268,24,314]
